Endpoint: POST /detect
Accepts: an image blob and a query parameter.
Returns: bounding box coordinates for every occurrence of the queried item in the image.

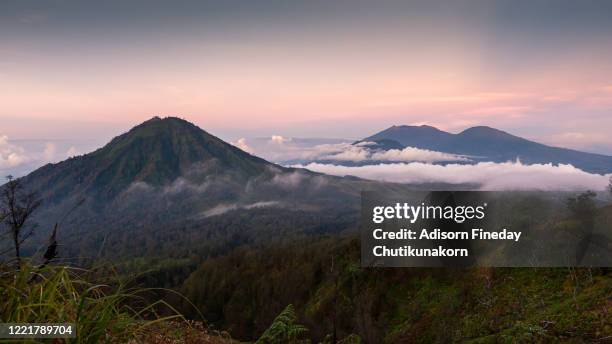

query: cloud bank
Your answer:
[0,135,88,177]
[294,161,612,191]
[370,147,469,163]
[232,136,468,164]
[0,135,29,170]
[308,142,469,163]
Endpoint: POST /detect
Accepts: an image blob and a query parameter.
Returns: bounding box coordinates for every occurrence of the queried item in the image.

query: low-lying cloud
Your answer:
[0,135,29,169]
[232,137,349,162]
[370,147,469,163]
[232,138,253,154]
[312,143,469,163]
[0,135,87,176]
[270,135,292,144]
[231,136,468,164]
[271,171,306,189]
[294,161,612,191]
[202,201,280,218]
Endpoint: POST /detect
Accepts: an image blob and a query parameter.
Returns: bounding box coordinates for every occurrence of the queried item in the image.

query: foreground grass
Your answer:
[0,261,232,343]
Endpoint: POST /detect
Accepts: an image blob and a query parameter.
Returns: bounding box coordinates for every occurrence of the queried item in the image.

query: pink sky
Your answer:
[1,1,612,153]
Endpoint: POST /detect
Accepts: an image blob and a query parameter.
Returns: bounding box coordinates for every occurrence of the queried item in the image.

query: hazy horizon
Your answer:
[3,117,612,188]
[3,0,612,175]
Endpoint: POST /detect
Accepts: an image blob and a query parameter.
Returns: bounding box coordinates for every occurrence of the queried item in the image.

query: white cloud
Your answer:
[43,142,57,160]
[123,181,154,194]
[294,161,611,191]
[354,141,377,147]
[66,146,79,158]
[162,177,210,194]
[202,201,280,217]
[371,147,469,163]
[0,138,102,177]
[232,138,253,153]
[271,171,306,189]
[270,135,292,144]
[231,137,352,163]
[298,143,352,160]
[0,135,29,169]
[244,201,280,209]
[326,145,370,161]
[202,203,239,217]
[308,143,468,163]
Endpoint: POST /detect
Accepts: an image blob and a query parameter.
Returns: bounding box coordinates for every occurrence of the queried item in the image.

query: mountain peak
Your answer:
[417,124,441,130]
[129,116,196,134]
[25,117,270,201]
[460,126,510,136]
[389,124,446,132]
[363,124,453,151]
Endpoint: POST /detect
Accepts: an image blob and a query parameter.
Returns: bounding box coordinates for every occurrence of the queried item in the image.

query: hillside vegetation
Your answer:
[180,236,612,343]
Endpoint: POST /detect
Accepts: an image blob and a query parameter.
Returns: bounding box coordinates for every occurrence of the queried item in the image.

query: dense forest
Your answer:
[129,197,612,342]
[171,236,611,342]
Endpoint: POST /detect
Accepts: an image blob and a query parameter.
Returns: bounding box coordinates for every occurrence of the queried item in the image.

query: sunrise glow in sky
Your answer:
[2,0,612,153]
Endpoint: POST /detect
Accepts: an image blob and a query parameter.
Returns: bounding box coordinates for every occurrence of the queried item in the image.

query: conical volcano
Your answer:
[24,116,270,201]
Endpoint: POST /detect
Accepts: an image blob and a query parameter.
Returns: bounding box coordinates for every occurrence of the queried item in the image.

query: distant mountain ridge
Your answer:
[364,125,612,174]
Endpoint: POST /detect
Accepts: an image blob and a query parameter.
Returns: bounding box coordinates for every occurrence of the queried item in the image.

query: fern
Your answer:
[256,304,309,344]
